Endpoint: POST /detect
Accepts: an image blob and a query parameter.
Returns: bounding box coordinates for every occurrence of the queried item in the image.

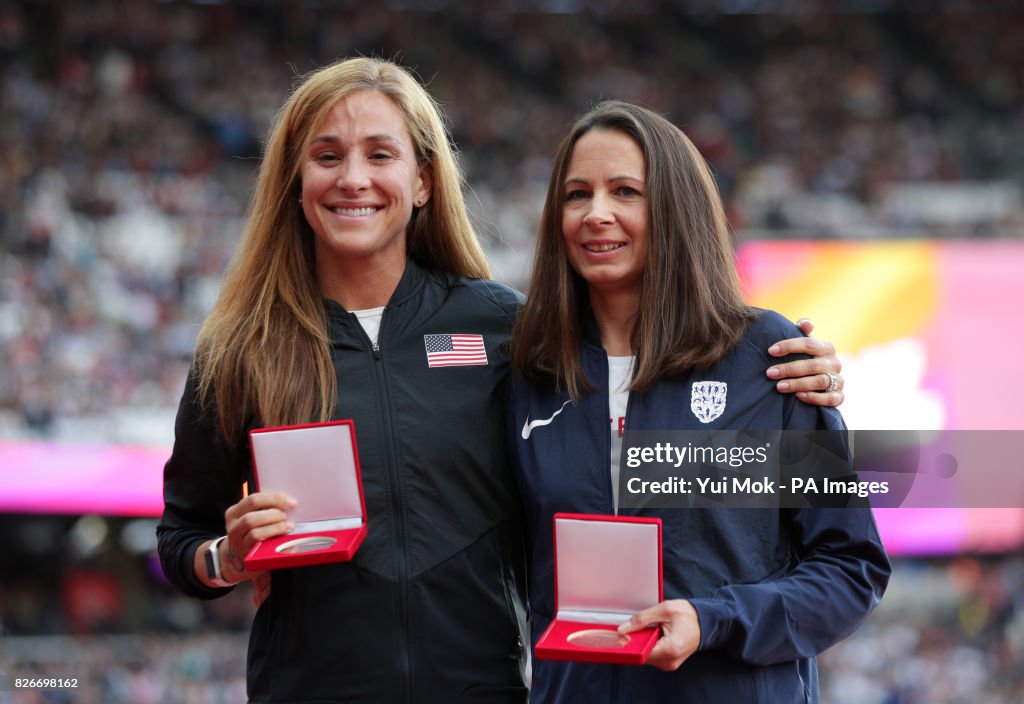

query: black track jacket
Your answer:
[158,260,529,703]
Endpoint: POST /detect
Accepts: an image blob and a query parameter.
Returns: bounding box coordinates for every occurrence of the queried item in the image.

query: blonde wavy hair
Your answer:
[194,57,489,442]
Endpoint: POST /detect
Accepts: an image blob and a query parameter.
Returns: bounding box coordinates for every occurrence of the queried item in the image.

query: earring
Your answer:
[298,197,303,204]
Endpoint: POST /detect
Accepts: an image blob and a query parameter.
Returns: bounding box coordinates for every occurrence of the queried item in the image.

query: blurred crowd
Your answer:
[1,553,1022,704]
[0,633,248,704]
[1,1,1023,443]
[818,556,1024,704]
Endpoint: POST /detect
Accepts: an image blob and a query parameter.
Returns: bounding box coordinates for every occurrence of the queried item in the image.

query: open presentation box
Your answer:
[244,420,367,570]
[535,513,663,665]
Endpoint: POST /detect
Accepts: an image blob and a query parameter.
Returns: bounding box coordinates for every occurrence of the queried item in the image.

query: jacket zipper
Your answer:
[377,356,412,703]
[621,390,635,516]
[599,351,616,515]
[615,353,635,701]
[355,309,412,703]
[610,353,630,702]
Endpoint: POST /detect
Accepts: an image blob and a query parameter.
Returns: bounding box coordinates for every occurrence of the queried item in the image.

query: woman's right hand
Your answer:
[618,599,701,672]
[221,491,297,584]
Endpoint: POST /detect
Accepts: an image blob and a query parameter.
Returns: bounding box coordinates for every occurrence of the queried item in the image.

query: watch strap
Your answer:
[204,536,235,587]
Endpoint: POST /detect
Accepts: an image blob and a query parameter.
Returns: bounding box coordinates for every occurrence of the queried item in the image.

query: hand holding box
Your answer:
[535,513,663,665]
[244,421,367,570]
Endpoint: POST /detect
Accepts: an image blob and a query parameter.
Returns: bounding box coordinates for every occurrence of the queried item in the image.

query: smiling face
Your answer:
[561,128,648,301]
[300,90,431,286]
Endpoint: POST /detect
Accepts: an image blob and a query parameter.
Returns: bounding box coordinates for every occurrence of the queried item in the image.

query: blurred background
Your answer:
[1,0,1022,701]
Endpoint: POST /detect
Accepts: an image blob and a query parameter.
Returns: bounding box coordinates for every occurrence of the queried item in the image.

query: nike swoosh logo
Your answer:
[521,400,572,440]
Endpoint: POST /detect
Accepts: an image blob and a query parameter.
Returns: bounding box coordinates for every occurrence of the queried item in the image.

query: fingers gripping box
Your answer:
[244,421,367,570]
[535,513,663,665]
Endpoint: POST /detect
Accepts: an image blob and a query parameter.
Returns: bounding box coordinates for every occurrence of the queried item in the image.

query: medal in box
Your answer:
[535,513,663,665]
[244,420,367,570]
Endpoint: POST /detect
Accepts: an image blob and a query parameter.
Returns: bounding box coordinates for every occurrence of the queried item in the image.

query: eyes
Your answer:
[313,149,396,164]
[564,184,644,201]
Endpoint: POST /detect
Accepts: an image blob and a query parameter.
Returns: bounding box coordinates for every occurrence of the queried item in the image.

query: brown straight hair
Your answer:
[511,100,754,400]
[194,57,489,443]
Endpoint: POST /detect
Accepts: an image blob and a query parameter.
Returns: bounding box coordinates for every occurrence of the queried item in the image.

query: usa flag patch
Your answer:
[424,334,488,368]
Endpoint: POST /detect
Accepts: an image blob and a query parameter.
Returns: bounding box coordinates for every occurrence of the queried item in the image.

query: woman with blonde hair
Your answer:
[159,58,846,702]
[158,56,530,702]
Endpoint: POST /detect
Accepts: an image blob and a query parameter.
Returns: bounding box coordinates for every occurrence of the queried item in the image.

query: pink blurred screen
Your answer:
[737,239,1024,555]
[0,441,167,517]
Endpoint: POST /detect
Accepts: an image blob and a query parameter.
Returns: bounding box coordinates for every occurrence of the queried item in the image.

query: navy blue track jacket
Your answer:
[508,309,891,704]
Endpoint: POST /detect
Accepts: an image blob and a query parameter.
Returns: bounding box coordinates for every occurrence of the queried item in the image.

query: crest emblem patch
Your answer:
[691,381,727,424]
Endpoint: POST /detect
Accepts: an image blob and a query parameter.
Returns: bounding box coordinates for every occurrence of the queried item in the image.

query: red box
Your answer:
[535,513,663,665]
[244,420,367,570]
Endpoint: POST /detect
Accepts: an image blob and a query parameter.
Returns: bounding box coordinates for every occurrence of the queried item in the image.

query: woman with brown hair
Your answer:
[158,57,846,702]
[508,100,889,703]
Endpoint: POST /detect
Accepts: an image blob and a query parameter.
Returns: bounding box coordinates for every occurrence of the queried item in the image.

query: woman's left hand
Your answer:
[618,599,701,671]
[766,317,844,407]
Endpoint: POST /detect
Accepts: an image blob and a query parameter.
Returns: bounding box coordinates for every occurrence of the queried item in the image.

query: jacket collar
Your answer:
[323,256,429,319]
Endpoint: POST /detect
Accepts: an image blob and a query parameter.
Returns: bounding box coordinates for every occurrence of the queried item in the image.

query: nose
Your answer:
[335,157,370,193]
[582,193,614,228]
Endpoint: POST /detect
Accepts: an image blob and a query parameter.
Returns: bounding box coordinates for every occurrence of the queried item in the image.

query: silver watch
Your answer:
[204,536,234,587]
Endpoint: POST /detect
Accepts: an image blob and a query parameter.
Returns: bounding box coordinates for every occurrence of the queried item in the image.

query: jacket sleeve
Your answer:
[689,405,892,666]
[156,369,249,599]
